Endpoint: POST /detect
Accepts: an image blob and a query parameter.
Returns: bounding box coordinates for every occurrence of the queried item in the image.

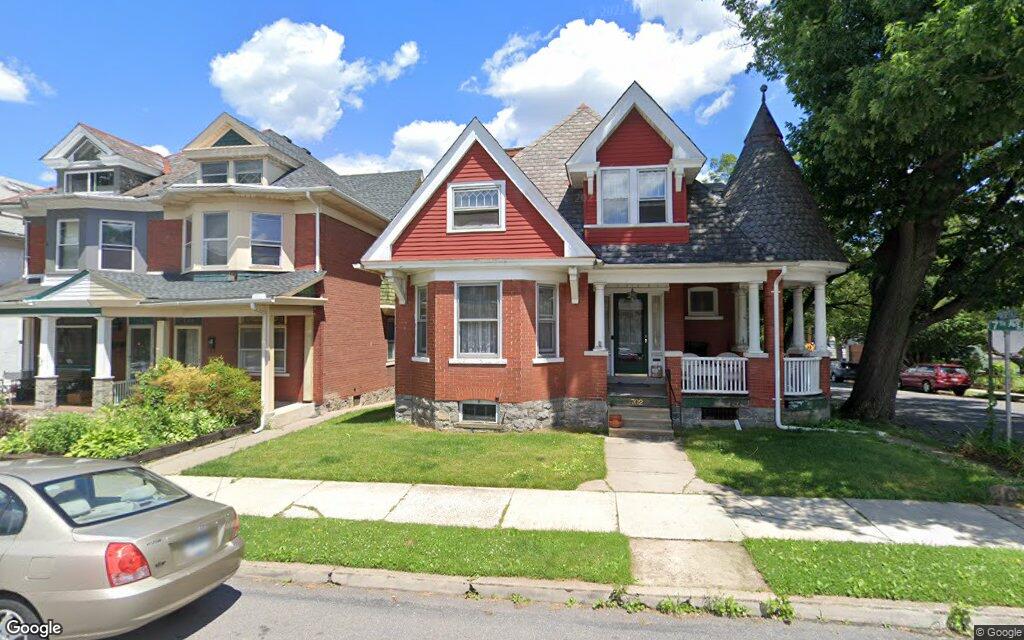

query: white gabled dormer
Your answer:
[41,124,165,194]
[566,82,706,195]
[181,113,301,186]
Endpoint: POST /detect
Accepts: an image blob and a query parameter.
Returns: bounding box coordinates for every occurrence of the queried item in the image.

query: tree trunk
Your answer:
[840,217,945,421]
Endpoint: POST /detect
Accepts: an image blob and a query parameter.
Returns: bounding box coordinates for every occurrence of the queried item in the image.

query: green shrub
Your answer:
[761,596,795,623]
[67,421,148,459]
[130,357,259,424]
[28,413,96,454]
[704,596,749,618]
[0,430,30,455]
[0,407,26,438]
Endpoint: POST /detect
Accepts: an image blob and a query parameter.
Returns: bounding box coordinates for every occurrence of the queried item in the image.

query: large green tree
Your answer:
[725,0,1024,420]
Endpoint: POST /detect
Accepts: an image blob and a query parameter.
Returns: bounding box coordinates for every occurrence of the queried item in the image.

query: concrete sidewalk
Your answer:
[170,473,1024,549]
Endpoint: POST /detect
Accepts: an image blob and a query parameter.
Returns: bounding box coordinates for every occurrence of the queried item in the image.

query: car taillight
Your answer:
[105,543,151,587]
[229,513,241,540]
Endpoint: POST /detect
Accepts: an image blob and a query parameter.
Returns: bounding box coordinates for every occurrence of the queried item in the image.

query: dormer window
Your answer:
[199,160,263,185]
[67,139,101,162]
[235,160,263,184]
[447,181,505,232]
[201,162,229,184]
[598,167,671,225]
[212,129,252,147]
[64,170,114,193]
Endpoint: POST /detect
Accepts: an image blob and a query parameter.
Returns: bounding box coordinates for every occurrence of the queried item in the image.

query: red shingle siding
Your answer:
[584,222,689,244]
[27,220,44,274]
[147,219,183,273]
[392,142,563,260]
[294,214,316,269]
[314,214,393,404]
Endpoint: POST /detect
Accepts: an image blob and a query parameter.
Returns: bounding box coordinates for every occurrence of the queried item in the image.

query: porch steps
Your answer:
[268,402,316,428]
[607,380,674,438]
[607,382,669,408]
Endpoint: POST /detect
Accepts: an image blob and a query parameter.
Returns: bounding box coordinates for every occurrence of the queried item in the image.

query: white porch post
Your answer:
[791,287,806,352]
[813,282,828,355]
[260,311,275,427]
[733,285,748,351]
[92,317,114,408]
[155,319,167,360]
[20,317,35,374]
[35,316,57,409]
[745,282,763,356]
[303,314,314,403]
[593,283,606,351]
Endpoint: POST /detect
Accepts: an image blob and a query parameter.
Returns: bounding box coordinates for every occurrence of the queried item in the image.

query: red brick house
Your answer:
[361,83,847,434]
[0,114,419,427]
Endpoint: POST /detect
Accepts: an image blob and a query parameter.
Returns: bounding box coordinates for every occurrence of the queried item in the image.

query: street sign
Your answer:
[990,329,1024,355]
[989,309,1022,443]
[990,309,1022,332]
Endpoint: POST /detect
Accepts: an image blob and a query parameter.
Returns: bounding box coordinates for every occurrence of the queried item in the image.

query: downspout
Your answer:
[250,293,270,434]
[305,191,321,272]
[772,266,798,430]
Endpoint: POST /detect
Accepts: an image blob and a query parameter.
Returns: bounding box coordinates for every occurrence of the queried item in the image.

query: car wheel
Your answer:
[954,387,967,397]
[921,380,933,393]
[0,598,41,640]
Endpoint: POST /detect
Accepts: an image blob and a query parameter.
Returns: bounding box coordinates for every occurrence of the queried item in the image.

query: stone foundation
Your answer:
[321,386,395,412]
[675,394,831,428]
[395,395,607,433]
[35,376,56,409]
[92,377,113,408]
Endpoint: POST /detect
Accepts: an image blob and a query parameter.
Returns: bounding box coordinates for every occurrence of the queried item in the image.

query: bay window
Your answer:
[598,166,671,225]
[536,284,558,357]
[448,182,505,232]
[250,213,282,266]
[455,283,500,358]
[238,317,286,374]
[56,219,79,270]
[203,212,228,266]
[414,286,428,358]
[99,220,133,270]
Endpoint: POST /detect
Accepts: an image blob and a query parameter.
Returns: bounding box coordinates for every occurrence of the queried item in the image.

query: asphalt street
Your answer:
[832,383,1024,444]
[113,578,933,640]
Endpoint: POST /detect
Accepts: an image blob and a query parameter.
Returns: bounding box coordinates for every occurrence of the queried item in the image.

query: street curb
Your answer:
[236,560,1024,631]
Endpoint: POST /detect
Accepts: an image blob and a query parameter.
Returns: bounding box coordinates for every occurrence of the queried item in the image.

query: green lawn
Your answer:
[186,406,605,490]
[683,428,1002,502]
[745,538,1024,607]
[242,516,632,584]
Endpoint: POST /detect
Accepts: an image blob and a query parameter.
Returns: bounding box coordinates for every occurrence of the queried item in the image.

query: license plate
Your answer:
[182,533,215,560]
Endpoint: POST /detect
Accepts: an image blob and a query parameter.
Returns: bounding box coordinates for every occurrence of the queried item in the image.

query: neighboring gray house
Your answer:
[0,177,40,377]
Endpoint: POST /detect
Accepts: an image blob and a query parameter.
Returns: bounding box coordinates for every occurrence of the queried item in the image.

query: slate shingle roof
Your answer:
[95,269,324,301]
[122,152,197,198]
[79,124,166,174]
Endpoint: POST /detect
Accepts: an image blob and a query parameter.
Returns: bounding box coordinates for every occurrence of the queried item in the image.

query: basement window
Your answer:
[701,407,738,421]
[460,401,498,423]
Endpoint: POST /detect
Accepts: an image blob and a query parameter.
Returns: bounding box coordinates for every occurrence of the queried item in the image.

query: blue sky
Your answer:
[0,0,800,185]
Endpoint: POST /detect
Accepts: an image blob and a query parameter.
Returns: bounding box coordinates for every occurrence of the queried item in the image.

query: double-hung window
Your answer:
[234,160,263,184]
[414,286,428,358]
[383,316,395,362]
[250,213,282,266]
[183,219,193,266]
[200,162,229,184]
[203,212,228,266]
[238,317,286,374]
[455,283,500,358]
[99,220,134,270]
[536,284,558,357]
[598,167,671,225]
[687,286,719,318]
[56,219,79,270]
[448,182,505,232]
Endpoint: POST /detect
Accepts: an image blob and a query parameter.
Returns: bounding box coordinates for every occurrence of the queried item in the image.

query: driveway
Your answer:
[832,383,1024,445]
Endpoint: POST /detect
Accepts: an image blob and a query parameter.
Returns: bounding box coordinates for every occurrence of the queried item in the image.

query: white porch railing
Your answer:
[683,356,748,394]
[784,357,822,396]
[111,378,137,404]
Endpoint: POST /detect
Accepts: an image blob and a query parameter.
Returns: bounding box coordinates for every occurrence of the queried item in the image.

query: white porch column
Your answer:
[260,311,276,427]
[733,285,748,351]
[745,282,763,356]
[303,314,314,403]
[20,317,35,374]
[593,283,606,351]
[813,282,828,354]
[94,317,112,379]
[37,317,56,378]
[155,320,168,360]
[791,287,806,352]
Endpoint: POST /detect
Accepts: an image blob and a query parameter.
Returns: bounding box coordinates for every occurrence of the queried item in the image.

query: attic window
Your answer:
[212,130,251,147]
[598,167,671,225]
[67,139,101,162]
[201,162,228,184]
[447,182,505,232]
[235,160,263,184]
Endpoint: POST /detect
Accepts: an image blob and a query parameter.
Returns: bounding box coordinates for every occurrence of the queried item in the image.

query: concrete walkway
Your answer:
[579,438,730,494]
[170,473,1024,550]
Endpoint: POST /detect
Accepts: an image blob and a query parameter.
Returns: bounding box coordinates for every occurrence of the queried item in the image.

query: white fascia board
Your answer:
[361,119,595,263]
[361,257,597,271]
[183,113,267,151]
[161,184,388,225]
[566,82,706,184]
[41,125,114,163]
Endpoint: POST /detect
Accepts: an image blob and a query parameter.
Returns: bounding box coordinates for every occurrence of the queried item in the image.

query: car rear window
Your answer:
[37,467,188,526]
[941,367,968,375]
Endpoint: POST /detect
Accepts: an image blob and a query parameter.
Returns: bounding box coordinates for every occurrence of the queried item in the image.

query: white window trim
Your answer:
[98,219,135,272]
[459,400,499,424]
[182,218,192,271]
[686,286,722,320]
[414,285,428,360]
[199,161,230,185]
[55,219,79,272]
[64,169,116,194]
[202,212,229,267]
[446,180,506,233]
[450,281,504,364]
[238,317,287,375]
[535,282,560,360]
[173,324,202,366]
[249,212,283,268]
[596,165,673,226]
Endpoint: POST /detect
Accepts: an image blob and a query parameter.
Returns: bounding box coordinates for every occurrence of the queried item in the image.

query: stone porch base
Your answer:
[675,394,831,428]
[395,394,607,433]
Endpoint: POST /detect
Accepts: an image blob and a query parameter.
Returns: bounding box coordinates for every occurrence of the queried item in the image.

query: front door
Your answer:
[613,293,648,374]
[127,325,154,379]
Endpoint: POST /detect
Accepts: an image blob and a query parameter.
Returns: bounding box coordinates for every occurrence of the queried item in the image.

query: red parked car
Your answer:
[899,363,972,396]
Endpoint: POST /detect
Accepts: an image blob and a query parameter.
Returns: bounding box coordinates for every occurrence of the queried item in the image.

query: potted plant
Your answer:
[608,413,623,429]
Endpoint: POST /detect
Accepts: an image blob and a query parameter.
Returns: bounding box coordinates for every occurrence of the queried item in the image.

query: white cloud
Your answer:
[210,19,420,141]
[326,119,463,174]
[144,144,170,157]
[696,85,736,124]
[631,0,738,41]
[0,60,52,103]
[37,170,56,184]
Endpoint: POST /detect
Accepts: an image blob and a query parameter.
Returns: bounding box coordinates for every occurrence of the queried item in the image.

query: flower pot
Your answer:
[608,414,623,429]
